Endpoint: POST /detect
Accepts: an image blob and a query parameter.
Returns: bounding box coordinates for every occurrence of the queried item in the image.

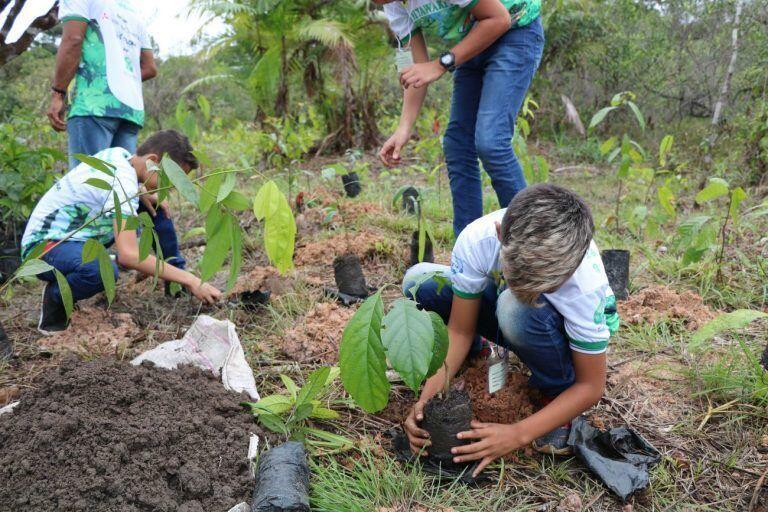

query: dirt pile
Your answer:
[619,285,716,330]
[230,265,288,296]
[295,231,388,266]
[280,302,355,363]
[38,306,140,354]
[0,357,256,512]
[461,362,537,425]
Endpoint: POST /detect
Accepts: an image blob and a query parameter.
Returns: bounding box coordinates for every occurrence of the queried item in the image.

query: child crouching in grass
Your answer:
[21,130,222,334]
[402,184,618,477]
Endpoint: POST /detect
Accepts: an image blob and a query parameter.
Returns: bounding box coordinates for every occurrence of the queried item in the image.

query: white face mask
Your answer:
[394,47,414,72]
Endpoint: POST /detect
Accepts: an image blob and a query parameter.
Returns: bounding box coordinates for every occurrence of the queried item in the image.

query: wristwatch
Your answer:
[51,86,67,96]
[438,51,456,73]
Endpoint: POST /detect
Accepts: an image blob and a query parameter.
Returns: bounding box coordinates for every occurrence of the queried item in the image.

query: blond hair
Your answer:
[500,184,594,306]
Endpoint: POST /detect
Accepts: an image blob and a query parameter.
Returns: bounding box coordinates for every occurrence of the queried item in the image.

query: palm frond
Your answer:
[181,74,234,95]
[297,19,354,50]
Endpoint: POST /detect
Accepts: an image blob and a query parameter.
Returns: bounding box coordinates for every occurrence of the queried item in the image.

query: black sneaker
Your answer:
[532,423,573,456]
[0,321,12,361]
[38,283,68,335]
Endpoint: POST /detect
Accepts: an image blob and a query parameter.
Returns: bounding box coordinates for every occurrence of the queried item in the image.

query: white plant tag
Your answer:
[487,346,508,394]
[394,48,414,72]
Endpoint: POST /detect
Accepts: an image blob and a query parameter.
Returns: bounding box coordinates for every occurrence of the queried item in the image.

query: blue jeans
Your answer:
[67,115,185,269]
[402,262,574,397]
[444,18,544,236]
[67,115,140,169]
[39,241,119,305]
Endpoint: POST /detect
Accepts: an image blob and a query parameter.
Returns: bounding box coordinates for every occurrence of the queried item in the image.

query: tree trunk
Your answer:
[0,0,59,68]
[275,35,288,116]
[711,0,743,128]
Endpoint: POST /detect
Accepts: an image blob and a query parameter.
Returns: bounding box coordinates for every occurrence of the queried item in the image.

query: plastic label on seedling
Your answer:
[394,48,414,73]
[487,345,508,394]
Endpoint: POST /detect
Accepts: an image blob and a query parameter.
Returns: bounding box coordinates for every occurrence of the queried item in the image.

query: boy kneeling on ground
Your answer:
[22,130,222,334]
[402,184,618,476]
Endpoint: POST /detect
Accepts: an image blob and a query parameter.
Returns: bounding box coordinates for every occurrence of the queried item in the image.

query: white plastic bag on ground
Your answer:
[131,315,260,400]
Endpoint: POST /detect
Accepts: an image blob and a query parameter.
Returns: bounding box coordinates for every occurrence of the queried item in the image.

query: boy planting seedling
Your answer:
[21,130,222,334]
[401,184,618,477]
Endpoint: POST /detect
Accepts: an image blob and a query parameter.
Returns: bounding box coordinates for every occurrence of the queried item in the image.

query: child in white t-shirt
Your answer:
[401,184,618,477]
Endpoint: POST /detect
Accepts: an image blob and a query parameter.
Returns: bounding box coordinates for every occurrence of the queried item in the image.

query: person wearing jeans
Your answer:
[398,185,619,478]
[376,0,544,236]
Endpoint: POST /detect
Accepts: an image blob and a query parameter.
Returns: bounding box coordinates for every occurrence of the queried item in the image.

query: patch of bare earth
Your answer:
[229,265,290,296]
[294,230,388,267]
[461,361,538,425]
[38,306,140,355]
[619,285,717,330]
[277,302,355,364]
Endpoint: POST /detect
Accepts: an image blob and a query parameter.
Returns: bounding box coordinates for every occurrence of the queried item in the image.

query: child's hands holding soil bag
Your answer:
[452,420,531,477]
[404,400,431,454]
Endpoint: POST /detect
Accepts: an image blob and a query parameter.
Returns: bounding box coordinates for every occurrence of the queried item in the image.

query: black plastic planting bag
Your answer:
[251,441,310,512]
[568,416,660,501]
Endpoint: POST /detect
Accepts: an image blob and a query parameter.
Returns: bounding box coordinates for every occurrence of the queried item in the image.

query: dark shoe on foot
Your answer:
[38,283,68,335]
[0,321,12,361]
[533,424,573,456]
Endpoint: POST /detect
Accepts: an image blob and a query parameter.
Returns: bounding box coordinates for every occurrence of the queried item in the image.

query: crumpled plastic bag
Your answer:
[131,315,260,400]
[568,416,660,501]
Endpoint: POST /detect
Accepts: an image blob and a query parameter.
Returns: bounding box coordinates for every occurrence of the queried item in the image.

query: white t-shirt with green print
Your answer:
[59,0,151,126]
[449,209,619,354]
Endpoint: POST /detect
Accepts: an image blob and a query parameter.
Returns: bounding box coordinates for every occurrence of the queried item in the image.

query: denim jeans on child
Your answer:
[402,262,574,397]
[67,115,186,270]
[443,18,545,237]
[38,241,119,305]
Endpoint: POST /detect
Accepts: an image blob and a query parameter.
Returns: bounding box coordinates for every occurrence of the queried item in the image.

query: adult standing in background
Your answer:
[376,0,544,237]
[45,0,187,281]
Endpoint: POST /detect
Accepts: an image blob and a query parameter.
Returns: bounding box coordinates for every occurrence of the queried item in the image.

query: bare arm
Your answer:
[399,0,512,89]
[47,20,87,131]
[113,221,221,304]
[140,50,157,81]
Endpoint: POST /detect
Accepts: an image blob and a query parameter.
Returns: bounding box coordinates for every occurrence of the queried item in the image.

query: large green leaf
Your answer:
[81,239,102,264]
[657,186,676,216]
[199,208,232,282]
[138,229,153,262]
[222,190,250,211]
[97,250,115,305]
[253,180,283,220]
[84,178,113,191]
[729,187,747,224]
[14,258,53,278]
[627,101,646,131]
[263,193,296,273]
[588,106,617,130]
[251,394,294,416]
[199,172,223,213]
[426,312,448,378]
[73,153,115,176]
[695,178,729,204]
[53,269,73,318]
[658,135,674,167]
[339,292,389,413]
[381,298,435,393]
[690,310,768,350]
[217,173,237,203]
[599,136,617,157]
[162,155,199,206]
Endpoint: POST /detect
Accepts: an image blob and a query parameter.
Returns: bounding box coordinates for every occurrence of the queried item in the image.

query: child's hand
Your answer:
[189,282,222,304]
[453,420,530,477]
[404,400,431,455]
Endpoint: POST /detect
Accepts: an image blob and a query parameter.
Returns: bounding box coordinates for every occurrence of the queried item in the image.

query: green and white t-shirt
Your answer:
[450,209,619,354]
[21,148,140,258]
[384,0,541,44]
[59,0,151,126]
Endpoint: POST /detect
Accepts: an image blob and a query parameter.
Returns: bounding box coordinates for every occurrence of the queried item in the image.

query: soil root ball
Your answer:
[341,172,361,198]
[0,357,255,512]
[420,389,473,469]
[333,253,369,298]
[401,186,419,214]
[251,441,310,512]
[602,249,630,300]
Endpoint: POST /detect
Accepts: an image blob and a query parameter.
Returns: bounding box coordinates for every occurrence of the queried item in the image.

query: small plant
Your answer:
[513,95,550,185]
[392,186,434,264]
[339,292,448,413]
[245,366,352,452]
[589,91,647,233]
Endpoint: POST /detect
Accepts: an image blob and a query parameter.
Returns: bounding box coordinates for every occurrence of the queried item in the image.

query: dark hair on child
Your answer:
[136,130,198,171]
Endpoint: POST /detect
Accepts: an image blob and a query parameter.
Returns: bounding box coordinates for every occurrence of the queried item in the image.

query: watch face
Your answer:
[440,54,452,66]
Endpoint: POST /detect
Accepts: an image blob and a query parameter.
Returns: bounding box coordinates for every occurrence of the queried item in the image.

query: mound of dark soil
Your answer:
[0,357,257,512]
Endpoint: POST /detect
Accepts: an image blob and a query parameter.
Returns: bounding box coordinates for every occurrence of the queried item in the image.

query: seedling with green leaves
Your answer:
[339,291,449,413]
[245,366,352,452]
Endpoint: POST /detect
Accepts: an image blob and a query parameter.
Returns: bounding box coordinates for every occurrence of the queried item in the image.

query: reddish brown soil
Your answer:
[461,362,538,425]
[619,285,717,330]
[279,302,355,364]
[337,201,383,222]
[294,231,390,266]
[38,306,140,355]
[0,357,256,512]
[229,265,289,296]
